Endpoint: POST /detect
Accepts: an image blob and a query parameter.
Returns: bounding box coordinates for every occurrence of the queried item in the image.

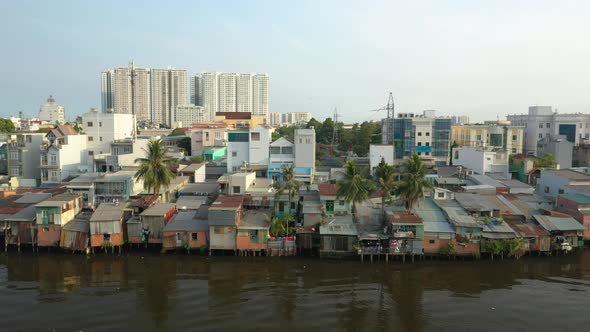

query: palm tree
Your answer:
[134,139,177,197]
[337,160,375,219]
[275,164,300,215]
[374,157,399,223]
[398,153,433,211]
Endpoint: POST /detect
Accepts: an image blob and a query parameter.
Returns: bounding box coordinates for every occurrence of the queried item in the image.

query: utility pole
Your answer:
[331,107,339,147]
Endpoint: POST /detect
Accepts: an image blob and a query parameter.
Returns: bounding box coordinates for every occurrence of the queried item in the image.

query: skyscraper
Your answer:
[151,68,187,127]
[101,63,151,123]
[191,72,270,119]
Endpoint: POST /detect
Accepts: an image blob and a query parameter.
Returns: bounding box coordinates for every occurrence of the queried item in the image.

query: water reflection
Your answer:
[0,251,589,331]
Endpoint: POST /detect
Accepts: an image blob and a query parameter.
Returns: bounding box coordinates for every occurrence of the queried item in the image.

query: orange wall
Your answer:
[236,234,268,250]
[423,237,452,254]
[37,225,62,247]
[162,231,208,249]
[90,233,124,247]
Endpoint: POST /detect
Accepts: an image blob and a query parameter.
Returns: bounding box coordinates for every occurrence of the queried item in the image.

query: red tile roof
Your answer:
[210,195,244,210]
[387,211,423,224]
[318,183,338,196]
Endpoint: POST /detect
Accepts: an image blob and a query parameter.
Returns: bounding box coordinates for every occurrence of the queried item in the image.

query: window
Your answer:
[88,151,94,156]
[538,134,542,139]
[546,133,550,138]
[429,239,435,244]
[99,122,102,127]
[339,200,345,206]
[99,136,103,142]
[425,152,430,156]
[214,227,223,234]
[417,142,422,146]
[544,186,549,193]
[191,233,198,240]
[417,152,421,156]
[558,189,564,194]
[282,147,293,154]
[290,202,296,210]
[476,135,482,141]
[512,148,517,153]
[251,132,260,141]
[326,200,335,212]
[249,230,259,243]
[418,132,422,136]
[88,136,94,142]
[233,186,241,194]
[103,234,111,242]
[87,122,93,127]
[426,132,430,136]
[539,123,543,129]
[270,147,281,154]
[454,151,459,159]
[279,201,285,212]
[546,123,550,128]
[437,192,445,198]
[232,151,237,157]
[425,142,430,146]
[205,132,210,141]
[334,237,348,251]
[512,135,517,141]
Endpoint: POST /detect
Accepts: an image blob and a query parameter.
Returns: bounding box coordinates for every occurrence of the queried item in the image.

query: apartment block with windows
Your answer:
[451,121,524,155]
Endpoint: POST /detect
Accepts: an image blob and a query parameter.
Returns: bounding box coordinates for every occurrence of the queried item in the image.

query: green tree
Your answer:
[134,139,177,197]
[398,153,433,211]
[337,160,375,219]
[169,128,186,136]
[534,153,557,168]
[275,165,301,214]
[374,158,399,223]
[319,118,335,144]
[0,119,16,133]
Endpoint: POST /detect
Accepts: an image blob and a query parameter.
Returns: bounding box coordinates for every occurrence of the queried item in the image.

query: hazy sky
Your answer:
[1,0,589,123]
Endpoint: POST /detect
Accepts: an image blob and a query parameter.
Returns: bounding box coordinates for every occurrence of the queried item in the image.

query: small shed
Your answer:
[134,203,177,244]
[208,196,243,254]
[59,211,92,252]
[163,206,209,251]
[533,214,585,250]
[319,214,358,257]
[89,202,130,250]
[505,215,550,253]
[386,209,424,255]
[35,193,83,248]
[237,209,271,255]
[433,199,482,255]
[415,199,456,254]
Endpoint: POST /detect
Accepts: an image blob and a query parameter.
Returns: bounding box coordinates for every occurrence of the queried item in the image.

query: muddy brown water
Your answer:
[1,251,589,331]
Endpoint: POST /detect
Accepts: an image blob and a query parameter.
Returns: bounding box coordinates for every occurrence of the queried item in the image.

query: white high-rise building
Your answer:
[151,68,187,127]
[218,73,238,113]
[173,105,210,128]
[191,72,270,119]
[252,74,269,118]
[507,106,590,156]
[38,95,65,124]
[101,63,151,123]
[268,112,282,126]
[82,109,136,158]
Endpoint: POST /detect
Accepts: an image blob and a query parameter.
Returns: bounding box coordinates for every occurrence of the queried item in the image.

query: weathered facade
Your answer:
[208,196,243,254]
[89,202,130,250]
[163,206,209,251]
[35,194,82,248]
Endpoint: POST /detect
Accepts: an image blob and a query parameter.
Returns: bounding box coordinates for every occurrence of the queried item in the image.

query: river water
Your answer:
[1,251,589,332]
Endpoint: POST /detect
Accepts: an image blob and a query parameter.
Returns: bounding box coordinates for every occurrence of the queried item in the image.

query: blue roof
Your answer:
[414,199,455,234]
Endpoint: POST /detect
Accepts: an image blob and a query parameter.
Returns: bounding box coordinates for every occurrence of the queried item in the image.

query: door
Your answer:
[176,232,182,246]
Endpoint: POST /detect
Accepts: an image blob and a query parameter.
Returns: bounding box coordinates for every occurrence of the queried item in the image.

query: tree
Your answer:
[534,153,556,168]
[169,128,186,136]
[398,153,433,211]
[275,164,301,215]
[374,158,399,223]
[337,160,375,219]
[134,139,177,197]
[0,119,16,133]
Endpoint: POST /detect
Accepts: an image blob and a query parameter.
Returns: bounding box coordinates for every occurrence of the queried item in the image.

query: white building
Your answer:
[507,106,590,156]
[282,112,312,125]
[81,109,136,171]
[40,125,88,184]
[294,128,316,182]
[451,146,509,179]
[537,169,590,200]
[268,112,282,126]
[191,72,270,119]
[38,95,65,125]
[369,144,394,175]
[227,172,256,195]
[151,68,187,127]
[451,122,524,155]
[172,105,209,128]
[7,133,46,187]
[226,125,272,173]
[270,137,295,165]
[101,63,151,123]
[67,170,144,208]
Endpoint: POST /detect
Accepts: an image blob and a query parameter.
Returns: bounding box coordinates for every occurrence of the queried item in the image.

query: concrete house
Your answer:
[40,125,88,184]
[236,209,271,255]
[208,196,244,255]
[556,193,590,240]
[128,203,176,245]
[89,202,130,251]
[537,169,590,200]
[163,205,209,252]
[318,183,350,216]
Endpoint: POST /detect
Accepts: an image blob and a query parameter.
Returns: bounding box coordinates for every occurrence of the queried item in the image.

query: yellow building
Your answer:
[214,112,265,129]
[451,122,524,154]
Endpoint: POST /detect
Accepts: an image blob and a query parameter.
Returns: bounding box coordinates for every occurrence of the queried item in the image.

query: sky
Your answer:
[1,0,590,123]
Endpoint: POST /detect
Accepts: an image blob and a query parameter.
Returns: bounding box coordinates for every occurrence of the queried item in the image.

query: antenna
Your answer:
[386,92,394,119]
[331,107,339,147]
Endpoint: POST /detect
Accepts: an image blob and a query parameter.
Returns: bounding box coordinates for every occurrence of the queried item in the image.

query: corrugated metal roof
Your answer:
[164,208,209,232]
[559,193,590,205]
[482,220,517,236]
[140,203,176,216]
[90,202,127,222]
[320,214,357,236]
[506,220,549,237]
[433,199,481,228]
[5,206,37,222]
[35,193,81,207]
[455,193,498,212]
[533,215,584,232]
[63,220,90,233]
[209,196,243,210]
[14,193,52,204]
[545,169,590,181]
[179,163,205,173]
[239,209,271,229]
[423,221,455,233]
[176,196,207,210]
